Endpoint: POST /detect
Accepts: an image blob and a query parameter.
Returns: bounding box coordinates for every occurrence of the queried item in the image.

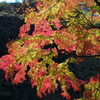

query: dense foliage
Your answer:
[0,0,100,100]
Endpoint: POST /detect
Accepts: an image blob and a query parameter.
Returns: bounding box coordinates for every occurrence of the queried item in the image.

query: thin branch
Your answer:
[53,43,100,58]
[75,9,100,29]
[38,1,59,16]
[59,49,100,58]
[81,12,100,29]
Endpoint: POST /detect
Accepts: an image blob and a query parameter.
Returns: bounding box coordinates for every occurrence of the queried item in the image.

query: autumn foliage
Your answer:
[0,0,100,100]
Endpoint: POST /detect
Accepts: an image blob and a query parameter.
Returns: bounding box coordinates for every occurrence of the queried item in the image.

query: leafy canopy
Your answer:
[0,0,100,100]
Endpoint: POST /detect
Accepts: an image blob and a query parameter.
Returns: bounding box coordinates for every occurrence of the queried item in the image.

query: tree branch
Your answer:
[54,43,100,58]
[60,49,100,58]
[74,9,100,29]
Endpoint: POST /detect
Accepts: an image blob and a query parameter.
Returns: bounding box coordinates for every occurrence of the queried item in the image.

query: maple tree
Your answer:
[0,0,100,100]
